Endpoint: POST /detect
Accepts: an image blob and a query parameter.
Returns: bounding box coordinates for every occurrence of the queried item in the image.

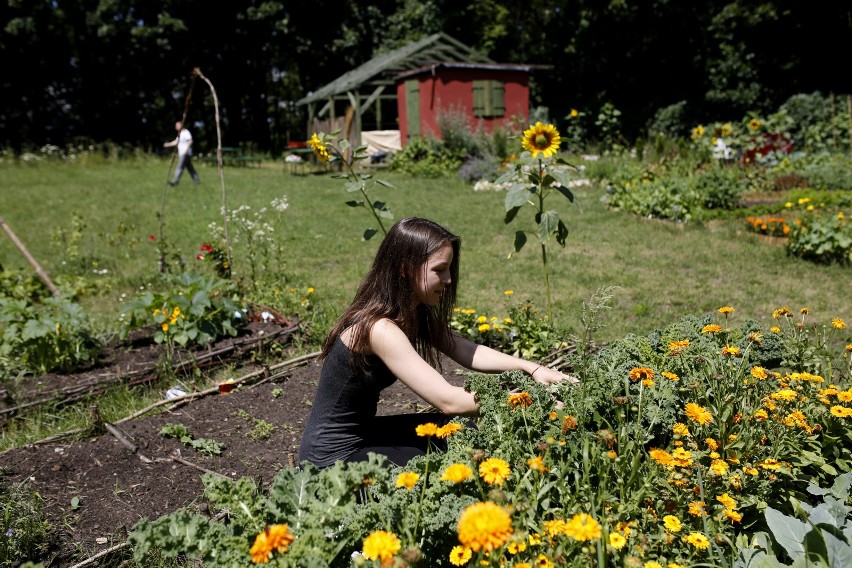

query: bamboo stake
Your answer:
[0,216,61,296]
[192,68,233,274]
[847,95,851,149]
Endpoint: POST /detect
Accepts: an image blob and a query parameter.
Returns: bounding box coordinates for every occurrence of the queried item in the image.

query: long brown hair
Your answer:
[321,217,460,372]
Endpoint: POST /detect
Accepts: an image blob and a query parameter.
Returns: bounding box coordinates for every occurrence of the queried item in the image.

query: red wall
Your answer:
[397,68,529,144]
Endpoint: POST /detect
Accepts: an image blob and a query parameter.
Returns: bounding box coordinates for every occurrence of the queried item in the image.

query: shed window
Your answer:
[473,80,505,118]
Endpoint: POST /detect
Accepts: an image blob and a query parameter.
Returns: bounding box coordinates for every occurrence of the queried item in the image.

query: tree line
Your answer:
[1,0,849,156]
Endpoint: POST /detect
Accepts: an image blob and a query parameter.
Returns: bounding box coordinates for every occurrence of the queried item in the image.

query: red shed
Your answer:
[396,63,534,143]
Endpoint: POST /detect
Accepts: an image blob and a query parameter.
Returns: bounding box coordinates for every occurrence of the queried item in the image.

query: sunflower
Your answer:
[521,122,561,158]
[307,133,330,162]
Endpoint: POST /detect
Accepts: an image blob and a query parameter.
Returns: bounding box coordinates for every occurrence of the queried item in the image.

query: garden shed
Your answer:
[295,33,544,155]
[396,62,535,142]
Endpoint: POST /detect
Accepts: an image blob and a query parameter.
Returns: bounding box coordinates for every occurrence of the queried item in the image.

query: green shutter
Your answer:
[405,80,420,138]
[473,80,486,117]
[473,80,504,118]
[491,81,505,117]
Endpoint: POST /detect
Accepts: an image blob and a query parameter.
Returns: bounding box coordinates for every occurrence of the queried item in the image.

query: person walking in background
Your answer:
[163,120,200,186]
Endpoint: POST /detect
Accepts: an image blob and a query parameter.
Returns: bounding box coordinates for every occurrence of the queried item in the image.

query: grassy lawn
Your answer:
[1,157,849,347]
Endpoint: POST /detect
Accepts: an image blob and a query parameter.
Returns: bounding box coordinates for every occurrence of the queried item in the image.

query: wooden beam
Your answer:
[0,217,61,296]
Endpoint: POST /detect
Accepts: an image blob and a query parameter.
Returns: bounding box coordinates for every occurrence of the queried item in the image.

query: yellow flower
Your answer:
[307,133,330,162]
[718,306,734,314]
[629,367,654,381]
[534,553,554,568]
[770,326,781,333]
[521,122,561,158]
[161,322,169,332]
[508,392,534,409]
[662,371,680,381]
[663,515,682,533]
[416,422,438,437]
[479,457,511,485]
[362,530,401,562]
[710,459,729,476]
[685,402,713,425]
[748,118,761,131]
[506,540,527,554]
[442,463,474,483]
[691,125,705,139]
[395,471,420,490]
[570,108,579,118]
[649,448,674,466]
[684,531,710,549]
[771,388,798,402]
[642,378,654,387]
[830,405,852,418]
[720,122,733,137]
[716,493,737,509]
[772,306,792,319]
[307,287,315,294]
[457,501,513,552]
[751,366,768,379]
[563,513,602,542]
[250,524,295,564]
[503,290,514,296]
[744,467,759,476]
[725,508,743,523]
[705,438,718,451]
[759,458,782,470]
[688,501,706,517]
[753,409,768,421]
[449,545,472,566]
[671,447,693,467]
[528,533,542,546]
[702,324,723,334]
[645,562,663,568]
[478,323,491,333]
[673,423,690,437]
[609,532,627,549]
[833,318,847,330]
[437,422,463,438]
[722,345,741,356]
[668,340,690,353]
[527,455,548,473]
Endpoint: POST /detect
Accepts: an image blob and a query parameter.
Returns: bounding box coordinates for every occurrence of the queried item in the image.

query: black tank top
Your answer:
[297,337,395,468]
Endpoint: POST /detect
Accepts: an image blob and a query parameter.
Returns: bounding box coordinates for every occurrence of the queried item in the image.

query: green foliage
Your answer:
[0,480,52,565]
[388,136,464,178]
[0,295,102,376]
[119,271,245,347]
[646,100,690,139]
[159,423,223,456]
[786,211,852,265]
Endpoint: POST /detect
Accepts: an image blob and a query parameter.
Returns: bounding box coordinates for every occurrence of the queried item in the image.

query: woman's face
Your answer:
[416,243,453,306]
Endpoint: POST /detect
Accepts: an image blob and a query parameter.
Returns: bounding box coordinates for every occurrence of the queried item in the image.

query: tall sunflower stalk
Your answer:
[308,131,394,241]
[495,122,577,323]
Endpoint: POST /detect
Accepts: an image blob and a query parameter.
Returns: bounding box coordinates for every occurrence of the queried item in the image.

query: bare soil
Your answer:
[0,324,467,566]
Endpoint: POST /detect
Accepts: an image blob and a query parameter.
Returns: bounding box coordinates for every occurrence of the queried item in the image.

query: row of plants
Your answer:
[128,298,851,567]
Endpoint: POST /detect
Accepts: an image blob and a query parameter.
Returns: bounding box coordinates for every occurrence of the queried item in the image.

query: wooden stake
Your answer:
[0,216,61,296]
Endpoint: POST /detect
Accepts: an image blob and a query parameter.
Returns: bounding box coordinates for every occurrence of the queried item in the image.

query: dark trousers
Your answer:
[346,412,451,467]
[172,152,199,185]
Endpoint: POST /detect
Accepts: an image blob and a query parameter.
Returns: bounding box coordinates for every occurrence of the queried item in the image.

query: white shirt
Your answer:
[177,128,193,156]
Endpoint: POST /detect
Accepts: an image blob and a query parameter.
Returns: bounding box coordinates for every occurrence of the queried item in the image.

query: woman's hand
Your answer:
[531,365,579,386]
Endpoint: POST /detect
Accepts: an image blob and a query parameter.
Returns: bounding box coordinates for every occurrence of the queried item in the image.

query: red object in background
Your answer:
[286,141,308,149]
[741,132,793,165]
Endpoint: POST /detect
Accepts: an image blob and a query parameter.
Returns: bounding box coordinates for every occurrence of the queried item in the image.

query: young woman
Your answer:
[297,217,576,468]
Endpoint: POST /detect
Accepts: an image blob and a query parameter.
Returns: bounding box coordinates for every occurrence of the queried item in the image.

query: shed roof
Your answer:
[396,62,551,80]
[296,33,493,106]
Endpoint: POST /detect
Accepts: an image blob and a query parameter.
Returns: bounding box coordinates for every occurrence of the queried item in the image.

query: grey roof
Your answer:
[296,33,494,106]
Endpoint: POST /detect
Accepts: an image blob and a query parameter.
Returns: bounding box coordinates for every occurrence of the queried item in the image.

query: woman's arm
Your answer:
[444,331,577,386]
[368,319,479,416]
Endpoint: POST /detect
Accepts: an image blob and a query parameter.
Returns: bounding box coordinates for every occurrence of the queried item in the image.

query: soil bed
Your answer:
[0,326,467,566]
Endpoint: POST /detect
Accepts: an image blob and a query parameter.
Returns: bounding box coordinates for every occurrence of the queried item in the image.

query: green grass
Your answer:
[2,157,849,346]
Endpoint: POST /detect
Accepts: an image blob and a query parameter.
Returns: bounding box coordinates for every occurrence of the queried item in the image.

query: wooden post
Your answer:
[847,95,851,149]
[0,216,61,296]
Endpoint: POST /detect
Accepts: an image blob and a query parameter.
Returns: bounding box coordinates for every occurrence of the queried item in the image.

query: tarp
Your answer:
[361,130,402,156]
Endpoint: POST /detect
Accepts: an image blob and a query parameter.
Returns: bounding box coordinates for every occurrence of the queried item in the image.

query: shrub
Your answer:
[646,100,690,139]
[785,210,852,265]
[119,271,246,347]
[0,295,102,376]
[388,137,463,177]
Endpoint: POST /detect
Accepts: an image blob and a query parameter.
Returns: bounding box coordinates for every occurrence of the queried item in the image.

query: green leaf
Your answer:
[554,185,575,203]
[537,210,560,243]
[555,219,569,247]
[504,206,521,224]
[339,139,351,151]
[344,180,364,193]
[375,178,396,188]
[505,185,533,211]
[345,200,364,208]
[512,231,527,254]
[765,506,808,560]
[363,228,379,241]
